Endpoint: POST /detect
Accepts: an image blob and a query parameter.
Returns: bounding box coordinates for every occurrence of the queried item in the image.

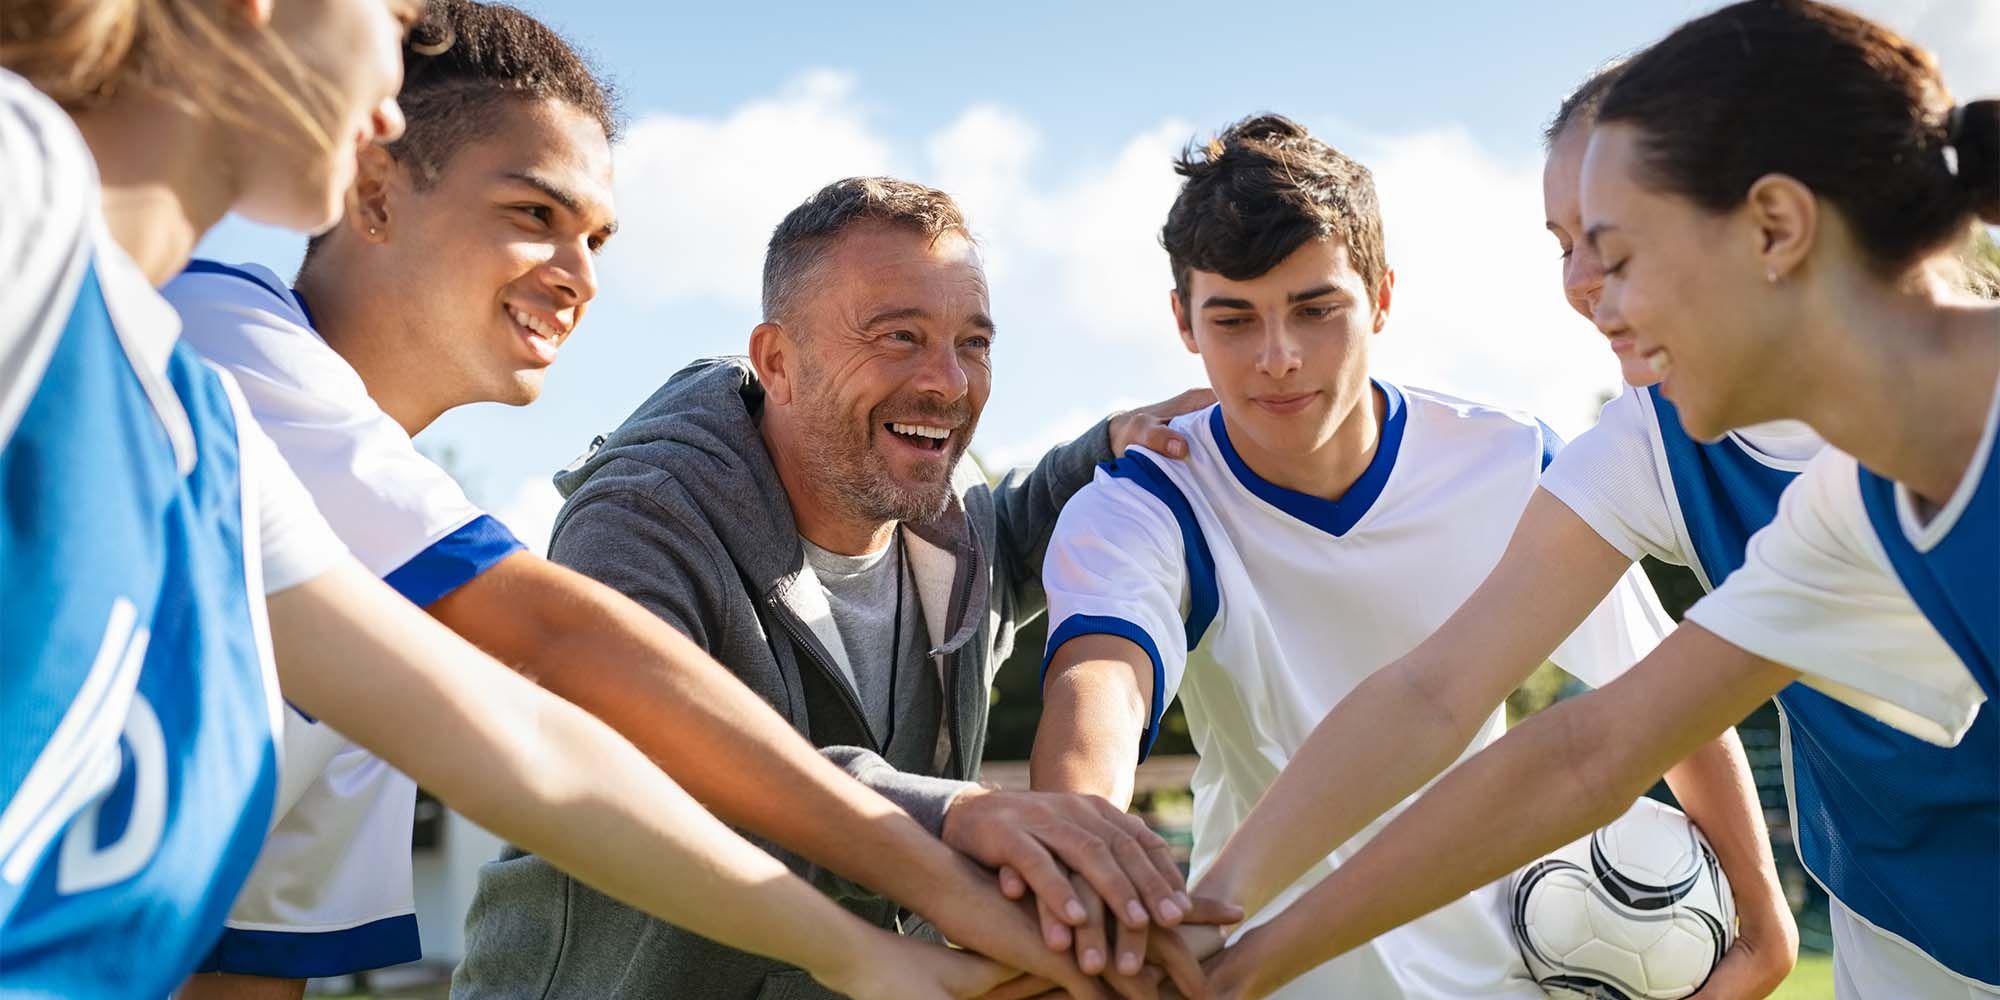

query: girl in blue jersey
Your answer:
[0,5,1037,999]
[1179,4,2000,999]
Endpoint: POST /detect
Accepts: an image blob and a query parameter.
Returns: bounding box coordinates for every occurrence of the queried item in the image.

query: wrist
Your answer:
[938,782,990,844]
[809,918,890,995]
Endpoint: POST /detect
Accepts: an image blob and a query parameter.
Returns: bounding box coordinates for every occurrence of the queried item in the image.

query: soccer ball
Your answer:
[1511,798,1736,1000]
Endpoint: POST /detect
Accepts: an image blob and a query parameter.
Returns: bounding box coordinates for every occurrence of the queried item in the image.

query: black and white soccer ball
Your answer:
[1511,797,1736,1000]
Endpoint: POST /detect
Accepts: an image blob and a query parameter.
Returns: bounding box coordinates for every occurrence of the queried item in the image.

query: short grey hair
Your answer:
[761,176,972,322]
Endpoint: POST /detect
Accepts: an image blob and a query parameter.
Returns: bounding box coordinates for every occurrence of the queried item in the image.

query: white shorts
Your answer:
[1832,897,2000,1000]
[197,707,420,978]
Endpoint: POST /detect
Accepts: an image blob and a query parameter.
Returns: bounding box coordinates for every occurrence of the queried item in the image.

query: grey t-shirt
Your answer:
[801,532,925,739]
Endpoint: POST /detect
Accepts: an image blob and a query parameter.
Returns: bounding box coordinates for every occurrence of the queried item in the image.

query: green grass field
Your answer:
[1770,953,1836,1000]
[327,953,1839,999]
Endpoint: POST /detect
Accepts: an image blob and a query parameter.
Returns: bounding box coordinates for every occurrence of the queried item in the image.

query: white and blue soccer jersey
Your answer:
[0,69,345,998]
[1684,380,1997,747]
[160,261,526,978]
[1042,384,1674,1000]
[1544,385,1998,994]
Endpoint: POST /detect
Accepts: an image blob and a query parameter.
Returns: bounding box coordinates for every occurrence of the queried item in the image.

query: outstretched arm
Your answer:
[1196,491,1634,919]
[1663,735,1799,999]
[269,558,1095,1000]
[1208,626,1797,1000]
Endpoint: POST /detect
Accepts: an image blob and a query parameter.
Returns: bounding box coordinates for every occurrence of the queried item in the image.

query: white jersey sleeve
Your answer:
[165,264,523,605]
[1042,470,1195,756]
[1685,448,1985,745]
[1539,388,1684,566]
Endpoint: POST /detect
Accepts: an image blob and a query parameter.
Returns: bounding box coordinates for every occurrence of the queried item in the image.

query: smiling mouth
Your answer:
[509,307,562,365]
[885,421,952,452]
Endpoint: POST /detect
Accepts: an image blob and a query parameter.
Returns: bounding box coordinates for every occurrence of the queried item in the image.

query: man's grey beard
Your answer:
[790,360,971,527]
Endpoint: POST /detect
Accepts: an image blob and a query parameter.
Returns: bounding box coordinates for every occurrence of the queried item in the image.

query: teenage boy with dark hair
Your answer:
[1027,114,1776,999]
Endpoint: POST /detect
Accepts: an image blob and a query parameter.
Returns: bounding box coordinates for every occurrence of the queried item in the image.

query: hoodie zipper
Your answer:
[767,595,879,753]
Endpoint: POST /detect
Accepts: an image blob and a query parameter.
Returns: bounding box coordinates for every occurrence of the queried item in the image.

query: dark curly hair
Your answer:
[388,0,619,188]
[1160,113,1385,311]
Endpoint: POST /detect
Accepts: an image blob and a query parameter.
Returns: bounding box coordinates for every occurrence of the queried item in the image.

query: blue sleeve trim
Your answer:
[1042,614,1169,762]
[196,912,421,979]
[382,514,524,607]
[1534,418,1565,472]
[1100,452,1220,648]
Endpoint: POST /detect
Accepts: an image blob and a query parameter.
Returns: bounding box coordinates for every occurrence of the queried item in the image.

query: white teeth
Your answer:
[511,308,558,340]
[1644,349,1671,376]
[890,422,950,440]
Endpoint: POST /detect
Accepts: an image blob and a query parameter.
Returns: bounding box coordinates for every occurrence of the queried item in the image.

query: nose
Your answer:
[1591,276,1626,335]
[1564,243,1605,323]
[910,338,971,402]
[371,97,406,145]
[544,238,600,311]
[1256,321,1303,379]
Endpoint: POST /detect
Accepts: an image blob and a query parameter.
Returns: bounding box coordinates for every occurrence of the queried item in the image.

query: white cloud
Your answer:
[598,73,1630,460]
[1363,126,1620,436]
[605,70,896,307]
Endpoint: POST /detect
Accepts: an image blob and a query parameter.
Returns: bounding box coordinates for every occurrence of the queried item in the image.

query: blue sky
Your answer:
[195,0,1998,546]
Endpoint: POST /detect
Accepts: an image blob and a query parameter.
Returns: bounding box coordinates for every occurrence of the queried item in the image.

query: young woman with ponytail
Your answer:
[1191,4,2000,998]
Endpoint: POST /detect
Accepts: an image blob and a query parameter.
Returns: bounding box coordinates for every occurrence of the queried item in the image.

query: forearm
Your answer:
[1663,733,1797,998]
[1031,646,1150,806]
[271,564,884,984]
[1220,695,1646,998]
[442,558,973,911]
[1202,492,1635,920]
[1197,665,1481,921]
[1216,628,1795,1000]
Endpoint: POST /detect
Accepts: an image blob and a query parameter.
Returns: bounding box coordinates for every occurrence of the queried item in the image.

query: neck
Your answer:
[1779,280,1997,504]
[1233,382,1387,501]
[760,410,897,556]
[295,255,452,437]
[72,90,237,285]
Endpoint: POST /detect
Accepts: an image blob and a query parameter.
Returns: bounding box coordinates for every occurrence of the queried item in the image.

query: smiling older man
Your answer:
[453,176,1222,1000]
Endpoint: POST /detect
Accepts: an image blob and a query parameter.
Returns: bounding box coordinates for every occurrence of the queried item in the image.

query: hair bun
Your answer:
[1949,100,1999,225]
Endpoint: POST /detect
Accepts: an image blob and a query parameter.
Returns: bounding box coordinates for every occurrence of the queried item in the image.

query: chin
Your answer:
[502,372,547,407]
[1620,360,1664,389]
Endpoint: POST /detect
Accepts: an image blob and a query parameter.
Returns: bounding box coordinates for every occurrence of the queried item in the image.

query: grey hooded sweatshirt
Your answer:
[451,356,1112,1000]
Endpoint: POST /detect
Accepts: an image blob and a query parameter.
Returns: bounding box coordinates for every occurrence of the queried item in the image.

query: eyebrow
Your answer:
[1584,221,1617,251]
[503,171,619,237]
[864,306,997,333]
[1200,284,1346,309]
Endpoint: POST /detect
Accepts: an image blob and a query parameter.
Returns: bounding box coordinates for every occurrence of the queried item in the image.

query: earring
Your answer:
[368,226,380,237]
[1766,268,1778,285]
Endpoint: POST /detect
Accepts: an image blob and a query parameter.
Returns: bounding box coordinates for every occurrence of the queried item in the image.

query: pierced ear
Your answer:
[347,144,398,242]
[749,322,794,405]
[1743,173,1817,284]
[1169,289,1198,353]
[1370,269,1397,333]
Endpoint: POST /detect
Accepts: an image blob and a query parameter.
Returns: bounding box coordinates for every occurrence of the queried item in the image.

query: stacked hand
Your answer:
[924,787,1240,999]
